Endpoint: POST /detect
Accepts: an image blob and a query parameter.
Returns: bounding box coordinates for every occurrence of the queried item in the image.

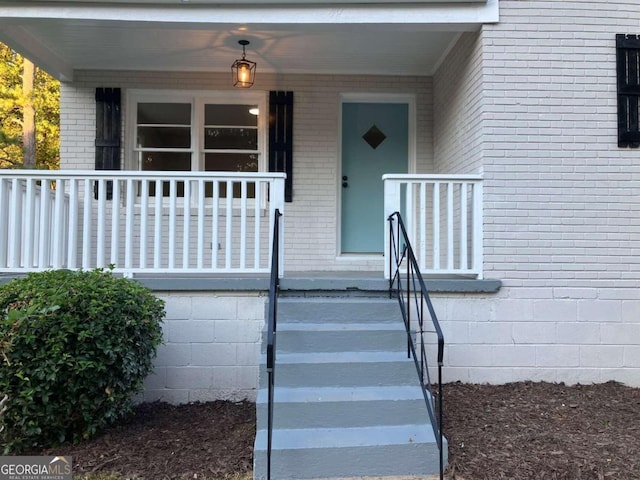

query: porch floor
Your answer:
[132,271,499,293]
[1,271,500,293]
[281,271,389,292]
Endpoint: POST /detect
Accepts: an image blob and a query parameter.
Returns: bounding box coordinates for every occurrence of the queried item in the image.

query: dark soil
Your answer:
[38,381,640,480]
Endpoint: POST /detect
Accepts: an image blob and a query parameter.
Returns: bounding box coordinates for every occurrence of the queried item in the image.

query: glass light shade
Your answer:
[231,58,256,88]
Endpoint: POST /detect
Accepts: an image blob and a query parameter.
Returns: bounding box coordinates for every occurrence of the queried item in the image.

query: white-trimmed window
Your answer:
[127,90,267,197]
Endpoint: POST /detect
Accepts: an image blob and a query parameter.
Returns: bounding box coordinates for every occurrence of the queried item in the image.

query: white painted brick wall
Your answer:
[433,31,485,175]
[60,84,95,170]
[142,292,266,403]
[481,1,640,289]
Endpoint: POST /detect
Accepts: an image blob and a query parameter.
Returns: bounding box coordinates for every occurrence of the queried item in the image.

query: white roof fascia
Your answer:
[3,0,487,4]
[0,1,499,26]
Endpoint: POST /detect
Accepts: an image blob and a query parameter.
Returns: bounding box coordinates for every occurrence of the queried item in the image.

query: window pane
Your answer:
[205,153,258,172]
[205,104,258,126]
[204,128,257,150]
[141,151,191,171]
[205,153,257,198]
[138,126,191,148]
[138,103,191,125]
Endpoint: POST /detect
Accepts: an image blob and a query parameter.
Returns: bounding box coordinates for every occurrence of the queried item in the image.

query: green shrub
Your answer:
[0,269,165,453]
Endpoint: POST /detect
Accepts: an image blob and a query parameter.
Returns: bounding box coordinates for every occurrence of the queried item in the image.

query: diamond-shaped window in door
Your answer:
[362,125,387,149]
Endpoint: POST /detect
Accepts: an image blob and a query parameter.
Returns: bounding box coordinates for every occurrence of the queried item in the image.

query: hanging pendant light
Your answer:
[231,40,256,88]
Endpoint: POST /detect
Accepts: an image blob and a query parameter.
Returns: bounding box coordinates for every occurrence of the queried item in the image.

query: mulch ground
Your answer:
[41,400,255,479]
[35,381,640,480]
[444,381,640,480]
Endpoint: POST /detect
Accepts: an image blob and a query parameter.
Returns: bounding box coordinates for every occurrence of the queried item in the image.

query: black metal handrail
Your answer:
[266,208,282,480]
[388,211,445,480]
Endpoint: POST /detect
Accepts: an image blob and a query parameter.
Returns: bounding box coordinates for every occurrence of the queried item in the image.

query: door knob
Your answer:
[342,176,348,181]
[342,182,348,188]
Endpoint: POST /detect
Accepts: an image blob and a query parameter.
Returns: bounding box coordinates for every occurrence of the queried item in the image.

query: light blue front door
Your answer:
[341,102,408,253]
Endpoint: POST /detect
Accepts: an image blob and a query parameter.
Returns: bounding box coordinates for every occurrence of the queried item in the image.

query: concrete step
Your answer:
[276,297,401,323]
[253,423,444,480]
[262,322,409,354]
[259,351,418,388]
[256,386,429,430]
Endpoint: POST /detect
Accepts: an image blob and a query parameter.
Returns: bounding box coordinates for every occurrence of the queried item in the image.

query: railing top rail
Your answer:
[0,170,287,181]
[382,173,483,182]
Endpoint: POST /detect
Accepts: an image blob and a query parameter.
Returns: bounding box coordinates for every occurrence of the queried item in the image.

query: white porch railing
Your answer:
[0,170,286,276]
[384,174,483,279]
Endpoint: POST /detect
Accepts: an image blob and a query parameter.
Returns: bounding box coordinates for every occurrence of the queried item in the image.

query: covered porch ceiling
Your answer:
[0,1,499,81]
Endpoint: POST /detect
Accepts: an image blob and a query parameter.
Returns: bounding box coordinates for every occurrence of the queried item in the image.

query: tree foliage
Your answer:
[0,43,60,169]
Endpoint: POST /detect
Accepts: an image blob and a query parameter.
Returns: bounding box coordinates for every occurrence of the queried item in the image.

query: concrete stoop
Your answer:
[254,296,447,480]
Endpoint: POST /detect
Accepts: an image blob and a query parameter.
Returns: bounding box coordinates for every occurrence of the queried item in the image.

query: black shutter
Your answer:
[269,91,293,202]
[616,34,640,148]
[95,88,121,198]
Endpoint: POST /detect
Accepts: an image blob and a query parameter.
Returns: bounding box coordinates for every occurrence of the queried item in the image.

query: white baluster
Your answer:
[197,179,205,269]
[254,181,262,269]
[96,178,106,267]
[168,180,177,270]
[139,180,148,269]
[125,178,135,271]
[183,179,191,269]
[446,181,454,271]
[154,179,162,269]
[52,178,65,268]
[225,180,233,270]
[240,181,247,269]
[23,179,35,267]
[459,183,469,271]
[67,179,79,269]
[111,179,121,267]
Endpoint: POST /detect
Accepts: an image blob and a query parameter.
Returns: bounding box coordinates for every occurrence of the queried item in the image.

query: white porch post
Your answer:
[472,180,484,280]
[270,175,286,277]
[383,175,402,280]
